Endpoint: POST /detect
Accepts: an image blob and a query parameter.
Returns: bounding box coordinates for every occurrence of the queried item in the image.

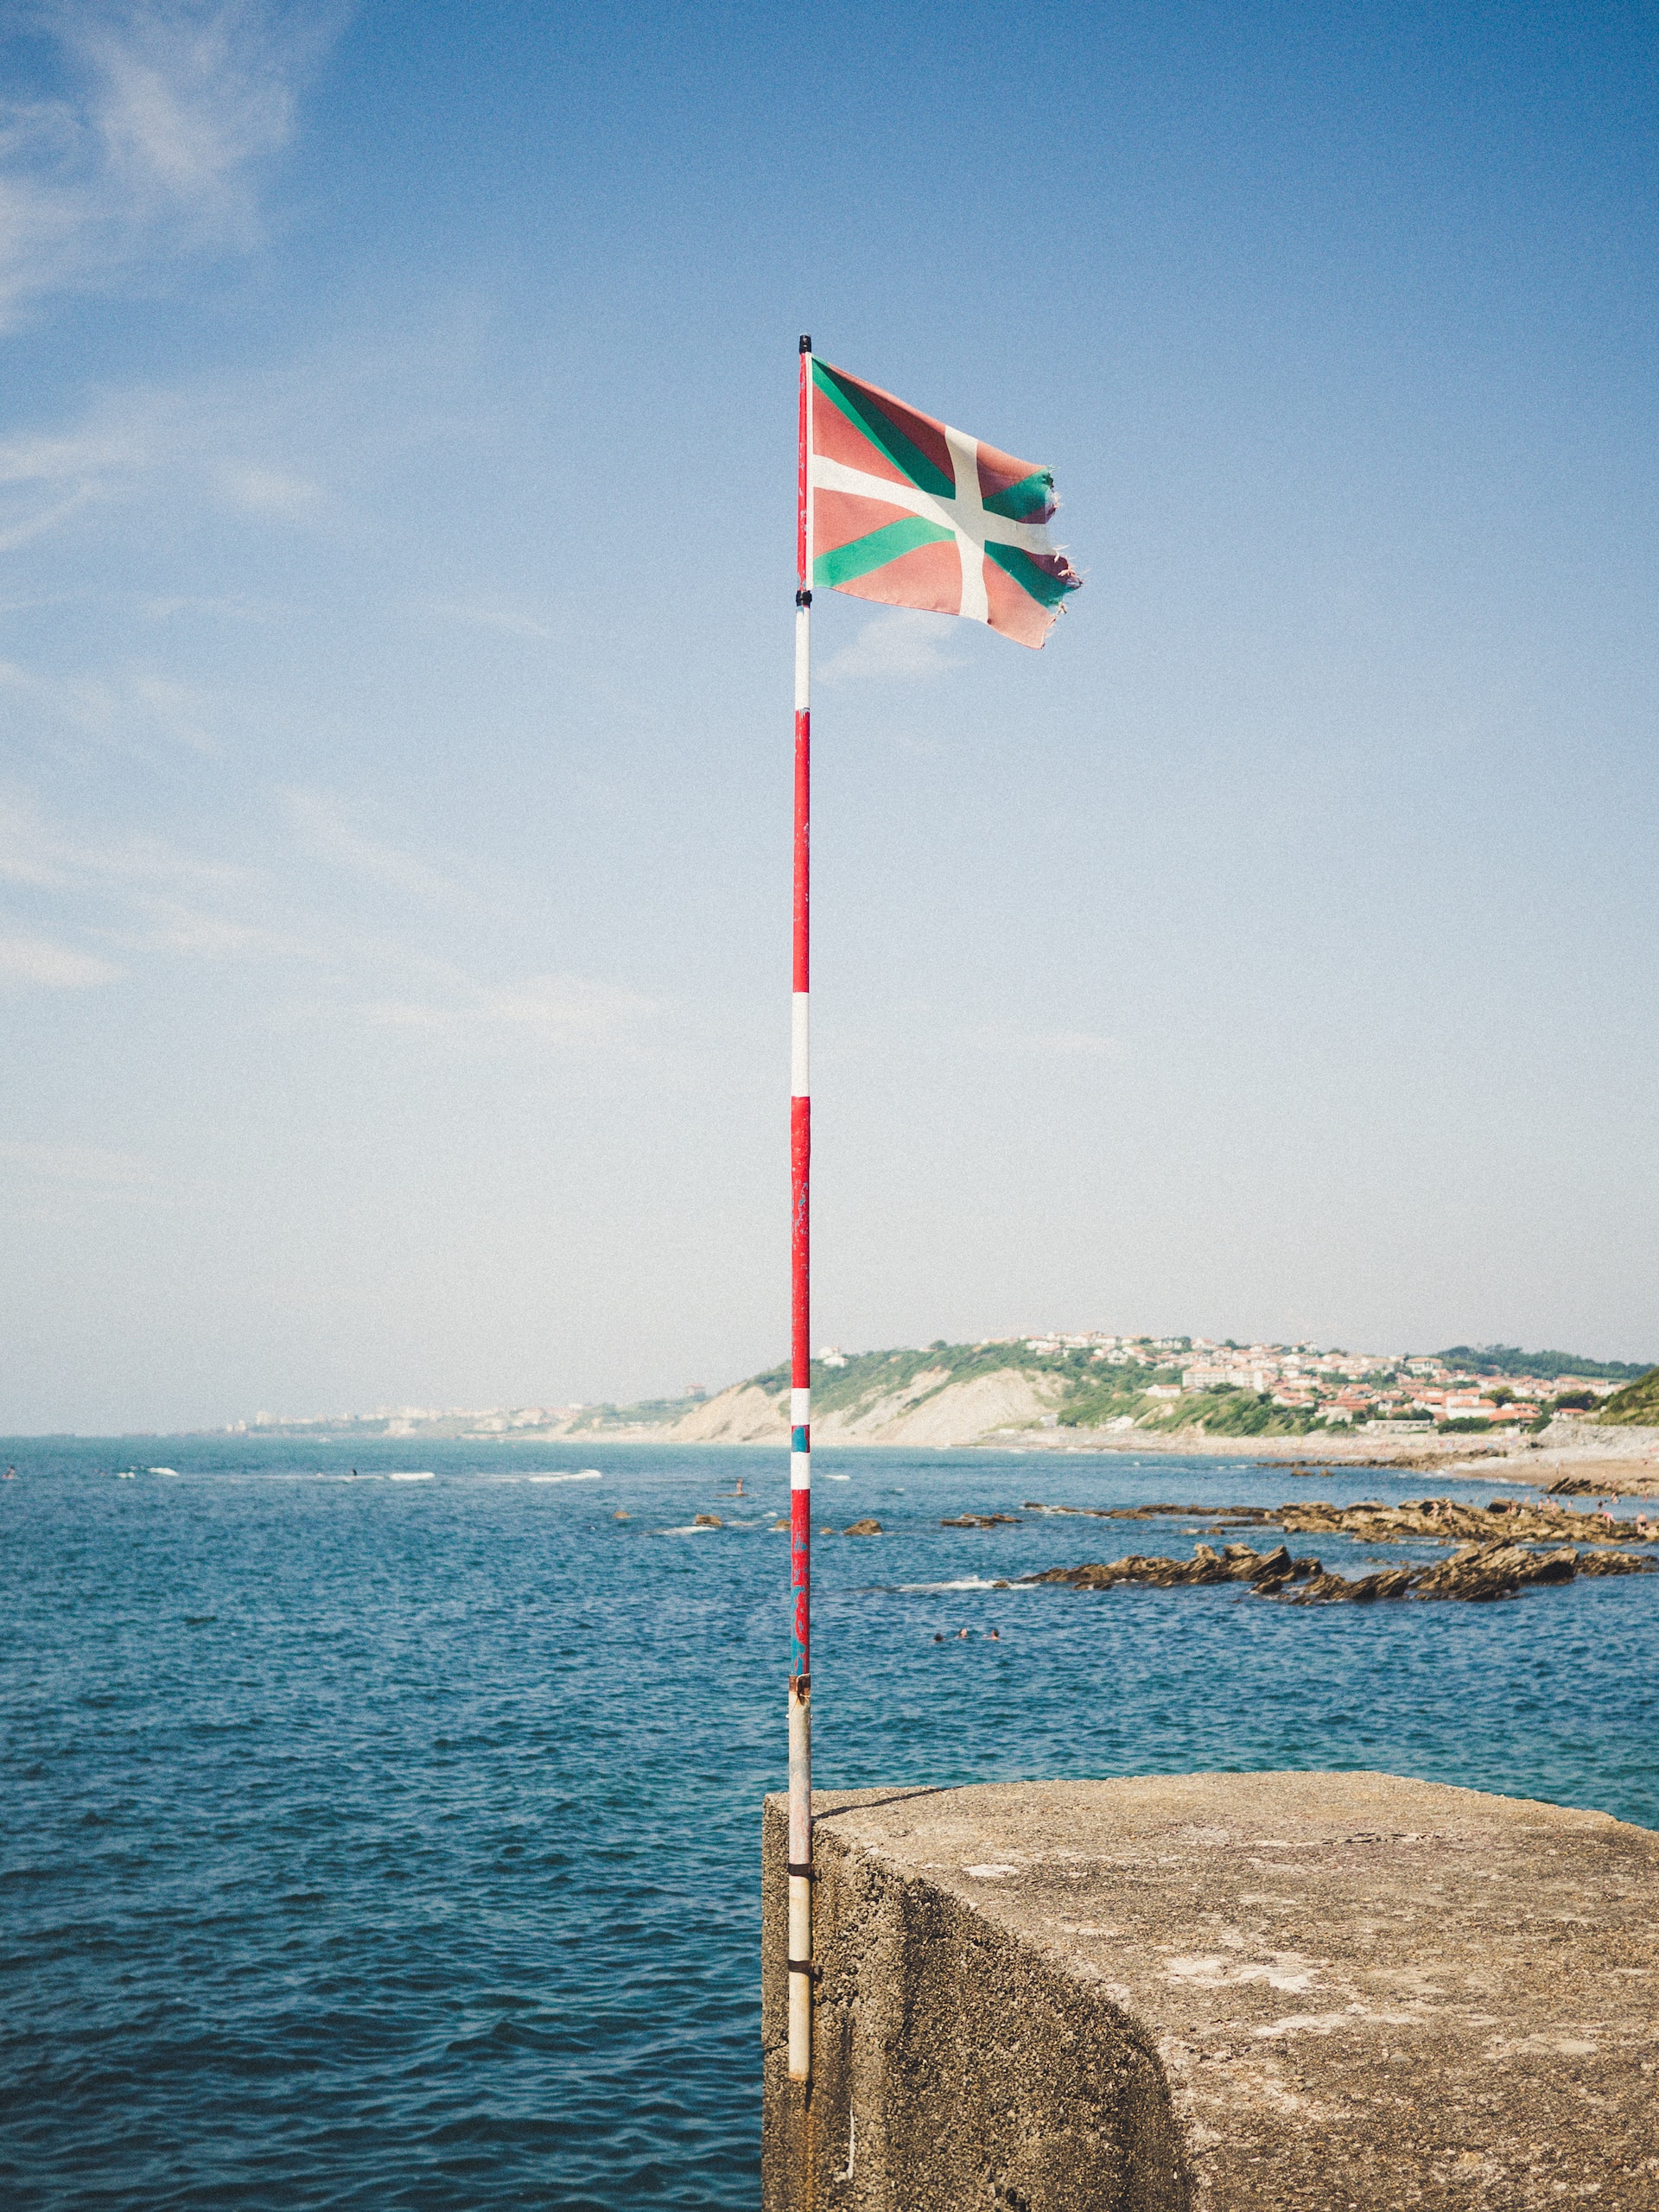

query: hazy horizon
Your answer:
[5,3,1656,1432]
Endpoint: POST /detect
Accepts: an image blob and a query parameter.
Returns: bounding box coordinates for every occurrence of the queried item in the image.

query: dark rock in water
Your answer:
[1022,1539,1655,1606]
[693,1513,722,1528]
[1272,1495,1647,1549]
[1226,1542,1309,1587]
[843,1518,882,1535]
[1414,1542,1573,1601]
[1025,1494,1656,1548]
[1547,1476,1600,1496]
[1576,1548,1656,1576]
[1024,1542,1317,1594]
[1022,1500,1275,1524]
[1281,1565,1419,1605]
[942,1513,1020,1528]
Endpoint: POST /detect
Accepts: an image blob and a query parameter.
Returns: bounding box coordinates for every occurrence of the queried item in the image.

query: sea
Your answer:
[3,1437,1655,2210]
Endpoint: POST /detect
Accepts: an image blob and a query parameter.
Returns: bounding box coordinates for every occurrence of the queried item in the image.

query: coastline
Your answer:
[408,1415,1659,1495]
[982,1420,1659,1494]
[132,1406,1659,1499]
[557,1408,1659,1495]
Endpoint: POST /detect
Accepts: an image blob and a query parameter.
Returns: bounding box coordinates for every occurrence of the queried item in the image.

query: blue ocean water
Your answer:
[2,1439,1654,2210]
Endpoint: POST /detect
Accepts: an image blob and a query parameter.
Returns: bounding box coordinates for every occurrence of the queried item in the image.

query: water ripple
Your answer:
[1,1439,1653,2208]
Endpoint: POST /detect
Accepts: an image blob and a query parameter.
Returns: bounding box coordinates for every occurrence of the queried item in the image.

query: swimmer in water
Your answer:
[988,1627,1001,1640]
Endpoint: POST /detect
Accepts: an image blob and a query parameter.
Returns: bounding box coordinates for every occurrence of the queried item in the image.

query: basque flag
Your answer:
[808,358,1082,649]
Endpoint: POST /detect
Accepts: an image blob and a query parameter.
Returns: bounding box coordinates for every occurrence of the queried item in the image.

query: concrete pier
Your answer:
[761,1772,1658,2210]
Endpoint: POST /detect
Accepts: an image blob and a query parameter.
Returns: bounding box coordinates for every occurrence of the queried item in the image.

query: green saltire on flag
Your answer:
[809,359,1081,649]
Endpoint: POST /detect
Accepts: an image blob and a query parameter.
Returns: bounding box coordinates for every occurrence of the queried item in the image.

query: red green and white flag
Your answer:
[809,358,1082,649]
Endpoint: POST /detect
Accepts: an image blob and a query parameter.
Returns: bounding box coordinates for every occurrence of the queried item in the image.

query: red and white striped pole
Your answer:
[786,332,813,2084]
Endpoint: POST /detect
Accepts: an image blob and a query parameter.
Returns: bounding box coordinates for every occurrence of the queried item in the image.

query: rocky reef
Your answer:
[1018,1538,1654,1604]
[1021,1493,1653,1547]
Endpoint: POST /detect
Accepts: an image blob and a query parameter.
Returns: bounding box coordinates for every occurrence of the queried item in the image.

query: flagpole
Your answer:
[786,331,814,2086]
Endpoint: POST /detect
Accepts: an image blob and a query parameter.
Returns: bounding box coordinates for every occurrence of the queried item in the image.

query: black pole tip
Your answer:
[799,334,811,353]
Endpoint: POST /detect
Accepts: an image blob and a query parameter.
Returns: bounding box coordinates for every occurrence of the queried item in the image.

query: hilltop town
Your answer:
[989,1332,1639,1433]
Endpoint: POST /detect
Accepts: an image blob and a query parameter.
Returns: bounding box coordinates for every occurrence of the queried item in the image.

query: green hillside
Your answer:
[1434,1344,1650,1382]
[698,1338,1322,1437]
[582,1336,1658,1439]
[746,1340,1053,1416]
[1598,1367,1659,1425]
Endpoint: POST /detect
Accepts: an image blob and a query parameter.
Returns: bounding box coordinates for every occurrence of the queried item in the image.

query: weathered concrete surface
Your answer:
[761,1773,1659,2211]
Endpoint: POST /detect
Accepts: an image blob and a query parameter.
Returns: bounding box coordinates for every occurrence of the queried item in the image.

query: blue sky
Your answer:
[3,0,1656,1430]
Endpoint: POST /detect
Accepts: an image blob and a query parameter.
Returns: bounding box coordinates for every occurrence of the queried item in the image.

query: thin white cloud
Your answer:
[0,656,227,755]
[819,608,965,683]
[0,2,341,327]
[0,930,120,986]
[283,787,462,905]
[215,461,320,515]
[0,375,334,553]
[421,597,556,642]
[124,666,222,750]
[0,790,253,889]
[0,787,654,1055]
[0,408,150,550]
[0,311,486,564]
[0,480,99,551]
[360,970,656,1044]
[478,973,654,1037]
[71,3,297,200]
[101,895,322,960]
[0,788,469,958]
[140,591,279,620]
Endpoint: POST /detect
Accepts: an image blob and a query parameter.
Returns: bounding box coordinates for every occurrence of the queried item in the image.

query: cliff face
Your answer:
[662,1363,1069,1446]
[668,1383,791,1443]
[823,1365,1067,1446]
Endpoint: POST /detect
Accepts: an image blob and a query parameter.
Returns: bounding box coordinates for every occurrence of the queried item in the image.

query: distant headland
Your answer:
[224,1332,1659,1488]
